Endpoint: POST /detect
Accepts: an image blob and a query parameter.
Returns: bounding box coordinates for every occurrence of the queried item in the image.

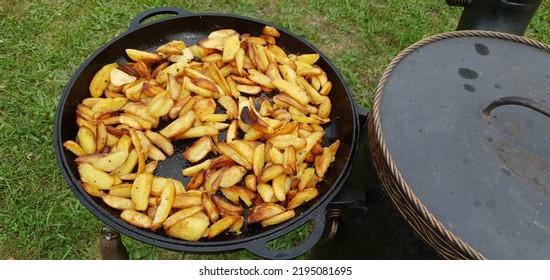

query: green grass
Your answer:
[1,0,549,260]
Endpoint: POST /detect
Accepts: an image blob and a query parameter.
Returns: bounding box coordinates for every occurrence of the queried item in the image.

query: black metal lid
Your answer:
[376,31,550,259]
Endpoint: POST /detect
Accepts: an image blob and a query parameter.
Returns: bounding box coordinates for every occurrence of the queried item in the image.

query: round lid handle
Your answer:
[482,96,550,118]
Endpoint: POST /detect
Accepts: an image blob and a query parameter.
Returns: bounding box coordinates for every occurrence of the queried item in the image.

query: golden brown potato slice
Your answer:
[296,53,320,65]
[172,192,202,208]
[248,69,274,89]
[150,180,176,230]
[121,209,153,229]
[222,32,240,63]
[166,212,210,241]
[201,192,220,223]
[77,126,96,155]
[260,210,295,227]
[89,150,128,172]
[212,195,244,217]
[272,174,288,202]
[145,130,174,156]
[186,169,206,191]
[63,140,86,157]
[282,145,297,175]
[174,126,219,140]
[228,216,245,235]
[125,49,163,64]
[314,140,340,178]
[81,182,103,197]
[287,188,319,209]
[244,174,257,192]
[183,136,213,163]
[246,202,285,224]
[110,68,137,87]
[218,165,247,188]
[101,193,133,210]
[156,61,187,83]
[181,159,212,177]
[110,149,138,177]
[89,63,117,98]
[78,163,114,190]
[159,110,195,139]
[268,134,307,151]
[163,205,203,230]
[220,187,240,205]
[208,215,240,239]
[147,92,174,118]
[252,143,265,177]
[216,142,252,170]
[230,140,255,165]
[259,164,285,183]
[109,183,133,198]
[319,81,332,96]
[298,167,316,191]
[262,26,280,38]
[131,172,153,211]
[234,186,256,207]
[257,183,275,203]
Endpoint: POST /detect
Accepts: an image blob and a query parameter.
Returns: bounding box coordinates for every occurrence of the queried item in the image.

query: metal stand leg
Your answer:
[100,227,129,260]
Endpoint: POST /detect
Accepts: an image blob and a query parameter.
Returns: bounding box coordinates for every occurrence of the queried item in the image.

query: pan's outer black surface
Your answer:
[54,7,359,259]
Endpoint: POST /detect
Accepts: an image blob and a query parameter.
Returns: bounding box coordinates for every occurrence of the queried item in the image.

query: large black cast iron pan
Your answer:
[54,7,359,259]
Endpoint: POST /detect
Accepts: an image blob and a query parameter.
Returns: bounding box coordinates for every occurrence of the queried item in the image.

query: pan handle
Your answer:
[244,210,326,259]
[128,7,194,32]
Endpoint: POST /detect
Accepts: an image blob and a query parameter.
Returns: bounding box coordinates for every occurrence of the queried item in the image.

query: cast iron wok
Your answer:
[54,7,359,259]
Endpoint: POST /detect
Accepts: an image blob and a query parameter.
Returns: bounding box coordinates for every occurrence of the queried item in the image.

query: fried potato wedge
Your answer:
[163,205,204,230]
[109,183,132,198]
[216,142,252,170]
[131,172,153,211]
[125,49,163,64]
[77,126,96,155]
[63,140,87,157]
[260,210,295,227]
[172,192,202,208]
[121,209,153,229]
[166,212,210,241]
[150,180,176,230]
[208,215,240,239]
[259,164,285,183]
[101,193,133,210]
[247,202,286,224]
[218,165,247,188]
[145,130,174,156]
[159,110,196,139]
[183,136,213,163]
[222,32,240,63]
[174,126,219,140]
[212,195,244,217]
[287,188,319,209]
[228,216,245,235]
[81,182,103,197]
[314,140,340,178]
[181,159,212,177]
[201,192,220,223]
[186,169,206,191]
[257,183,275,203]
[89,150,128,172]
[89,63,118,98]
[78,163,114,190]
